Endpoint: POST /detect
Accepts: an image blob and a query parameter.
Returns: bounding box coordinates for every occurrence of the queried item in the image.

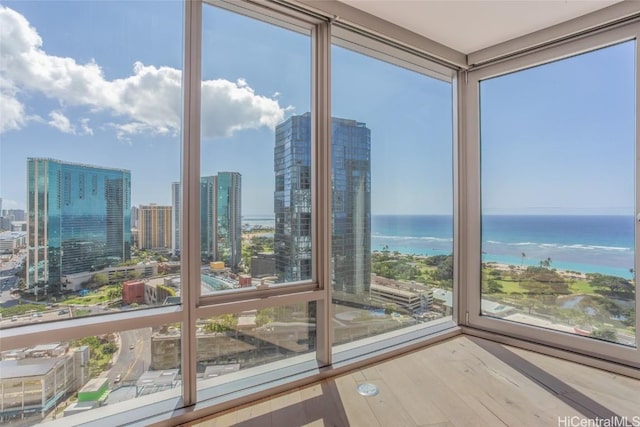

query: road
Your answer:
[106,327,152,388]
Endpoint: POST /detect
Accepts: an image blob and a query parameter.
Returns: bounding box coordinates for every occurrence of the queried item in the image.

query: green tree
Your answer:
[203,314,238,333]
[127,270,141,280]
[486,279,503,294]
[92,273,109,287]
[436,255,453,281]
[588,273,634,300]
[255,308,275,326]
[539,257,552,268]
[520,266,569,312]
[107,286,122,301]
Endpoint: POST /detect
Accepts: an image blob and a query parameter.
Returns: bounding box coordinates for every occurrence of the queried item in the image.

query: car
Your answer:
[11,316,17,322]
[129,344,135,350]
[58,309,69,315]
[114,374,121,384]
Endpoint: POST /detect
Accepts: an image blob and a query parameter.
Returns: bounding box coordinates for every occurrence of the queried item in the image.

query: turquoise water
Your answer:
[371,215,634,279]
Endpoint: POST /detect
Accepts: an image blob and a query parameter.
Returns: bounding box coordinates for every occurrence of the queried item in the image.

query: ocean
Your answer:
[244,215,635,279]
[373,215,635,279]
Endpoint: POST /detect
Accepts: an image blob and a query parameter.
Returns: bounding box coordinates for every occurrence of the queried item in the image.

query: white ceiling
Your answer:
[340,0,622,54]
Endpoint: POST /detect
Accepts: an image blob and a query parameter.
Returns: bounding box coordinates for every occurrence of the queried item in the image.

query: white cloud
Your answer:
[201,78,284,139]
[79,118,93,136]
[48,110,75,134]
[0,6,286,140]
[0,88,26,133]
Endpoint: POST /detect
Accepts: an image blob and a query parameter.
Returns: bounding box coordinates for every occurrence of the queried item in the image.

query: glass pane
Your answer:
[331,45,454,348]
[480,41,636,347]
[0,1,183,328]
[196,302,315,396]
[0,323,181,425]
[199,5,311,293]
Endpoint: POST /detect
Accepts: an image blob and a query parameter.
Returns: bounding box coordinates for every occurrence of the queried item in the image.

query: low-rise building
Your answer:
[0,231,26,254]
[123,280,145,304]
[61,262,159,292]
[0,344,89,422]
[369,275,433,313]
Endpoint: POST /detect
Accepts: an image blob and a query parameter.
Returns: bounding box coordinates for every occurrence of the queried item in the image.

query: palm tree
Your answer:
[520,252,526,268]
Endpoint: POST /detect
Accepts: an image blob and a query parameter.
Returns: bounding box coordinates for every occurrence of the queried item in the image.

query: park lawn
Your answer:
[62,292,109,306]
[0,303,46,317]
[496,279,525,294]
[568,279,596,294]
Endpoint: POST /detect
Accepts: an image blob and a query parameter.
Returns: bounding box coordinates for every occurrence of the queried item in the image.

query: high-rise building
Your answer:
[171,182,180,256]
[216,172,242,269]
[26,158,131,291]
[6,209,26,221]
[200,176,217,261]
[274,113,371,294]
[131,206,139,229]
[138,204,172,250]
[172,175,242,269]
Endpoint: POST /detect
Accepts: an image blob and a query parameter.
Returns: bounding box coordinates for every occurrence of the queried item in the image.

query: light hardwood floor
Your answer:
[187,336,640,427]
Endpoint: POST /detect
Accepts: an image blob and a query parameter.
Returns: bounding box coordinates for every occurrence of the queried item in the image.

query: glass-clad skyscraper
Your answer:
[216,172,242,269]
[27,158,131,291]
[200,176,217,261]
[274,113,371,294]
[196,173,242,269]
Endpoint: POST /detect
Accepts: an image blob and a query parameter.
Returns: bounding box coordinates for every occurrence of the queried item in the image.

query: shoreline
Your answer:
[483,261,588,280]
[243,231,633,280]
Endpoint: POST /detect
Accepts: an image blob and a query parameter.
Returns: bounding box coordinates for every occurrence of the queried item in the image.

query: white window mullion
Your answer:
[313,20,333,366]
[181,0,203,407]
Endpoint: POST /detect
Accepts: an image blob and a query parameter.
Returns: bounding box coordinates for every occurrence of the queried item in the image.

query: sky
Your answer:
[480,40,635,215]
[0,1,634,217]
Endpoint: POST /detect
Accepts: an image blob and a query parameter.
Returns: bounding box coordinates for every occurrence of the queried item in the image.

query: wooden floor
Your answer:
[187,336,640,427]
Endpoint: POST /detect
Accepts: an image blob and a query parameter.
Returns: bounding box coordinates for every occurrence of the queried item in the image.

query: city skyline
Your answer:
[1,2,634,218]
[1,2,454,216]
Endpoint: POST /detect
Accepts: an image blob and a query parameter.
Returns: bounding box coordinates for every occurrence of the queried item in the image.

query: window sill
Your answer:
[41,321,461,427]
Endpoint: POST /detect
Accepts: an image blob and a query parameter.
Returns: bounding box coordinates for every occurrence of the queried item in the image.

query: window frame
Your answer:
[328,27,459,357]
[463,21,640,369]
[8,1,639,425]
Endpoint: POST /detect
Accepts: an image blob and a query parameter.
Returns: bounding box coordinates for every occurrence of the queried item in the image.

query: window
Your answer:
[0,0,185,424]
[199,3,312,289]
[466,24,639,365]
[330,34,455,349]
[0,1,183,323]
[1,324,181,421]
[1,2,459,422]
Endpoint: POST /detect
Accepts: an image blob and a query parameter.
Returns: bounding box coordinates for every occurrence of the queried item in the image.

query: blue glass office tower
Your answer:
[200,176,216,261]
[216,172,242,270]
[26,158,131,291]
[274,113,371,294]
[198,173,241,269]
